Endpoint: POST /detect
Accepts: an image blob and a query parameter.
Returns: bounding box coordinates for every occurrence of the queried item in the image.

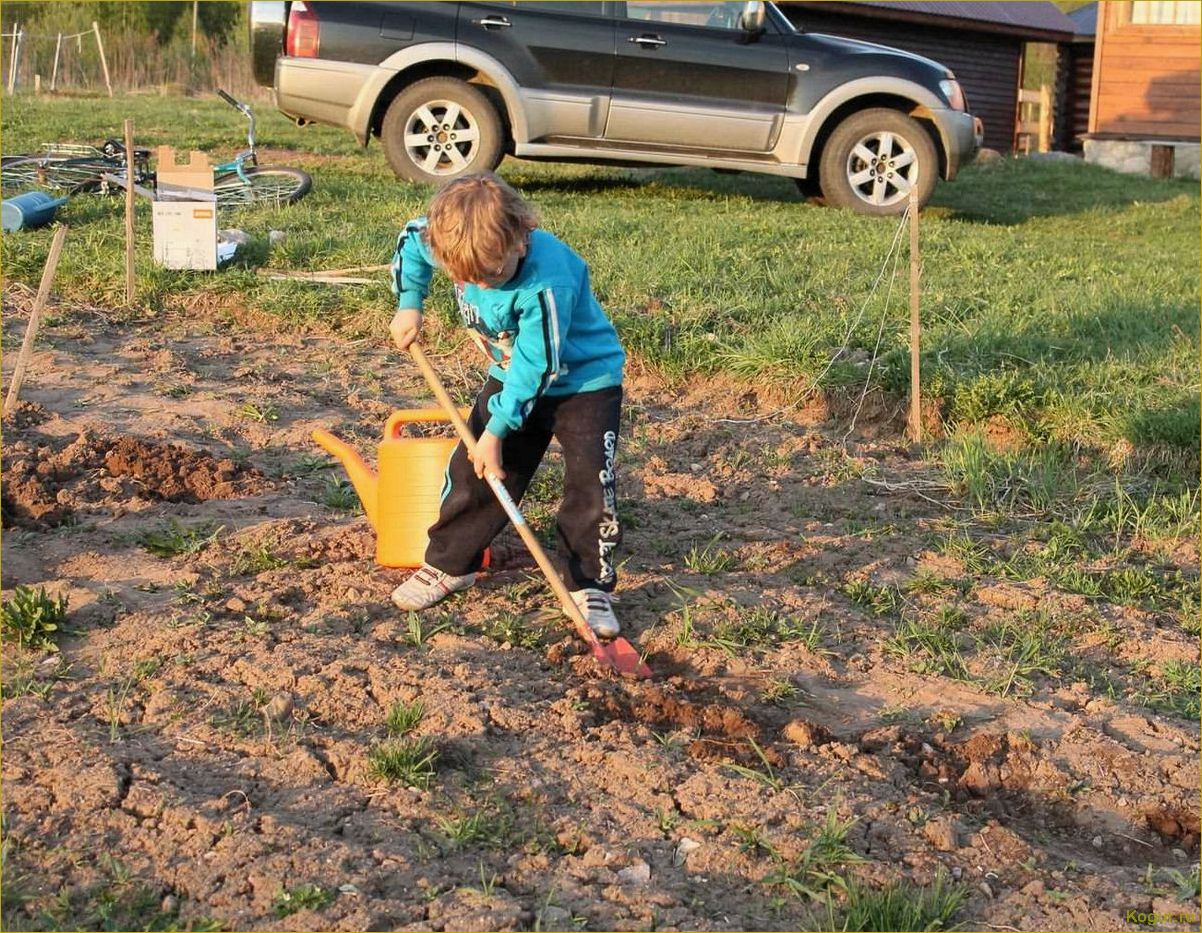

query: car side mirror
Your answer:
[737,1,766,41]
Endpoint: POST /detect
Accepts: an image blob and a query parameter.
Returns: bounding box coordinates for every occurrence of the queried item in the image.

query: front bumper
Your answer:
[930,109,982,180]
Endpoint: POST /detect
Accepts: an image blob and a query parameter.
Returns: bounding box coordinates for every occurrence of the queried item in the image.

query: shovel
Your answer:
[408,343,651,679]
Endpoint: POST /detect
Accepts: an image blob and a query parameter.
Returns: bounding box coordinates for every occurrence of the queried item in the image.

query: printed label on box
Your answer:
[152,201,218,270]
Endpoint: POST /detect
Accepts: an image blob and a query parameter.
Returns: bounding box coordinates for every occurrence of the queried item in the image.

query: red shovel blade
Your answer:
[591,637,652,679]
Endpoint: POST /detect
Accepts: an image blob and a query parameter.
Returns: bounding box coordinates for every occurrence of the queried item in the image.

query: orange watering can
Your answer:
[312,409,467,568]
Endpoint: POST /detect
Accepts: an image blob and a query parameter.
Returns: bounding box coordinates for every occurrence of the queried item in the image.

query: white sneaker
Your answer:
[391,563,476,612]
[569,588,620,639]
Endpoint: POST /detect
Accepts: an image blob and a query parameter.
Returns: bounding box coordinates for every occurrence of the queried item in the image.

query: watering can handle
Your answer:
[385,407,472,440]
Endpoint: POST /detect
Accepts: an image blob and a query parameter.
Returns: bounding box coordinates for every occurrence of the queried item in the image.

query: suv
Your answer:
[250,1,982,215]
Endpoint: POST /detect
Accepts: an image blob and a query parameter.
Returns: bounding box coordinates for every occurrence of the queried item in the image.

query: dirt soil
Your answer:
[2,287,1198,932]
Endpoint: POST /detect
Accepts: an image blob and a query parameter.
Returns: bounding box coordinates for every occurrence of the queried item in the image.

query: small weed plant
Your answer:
[231,538,289,575]
[136,520,221,558]
[403,610,455,647]
[320,475,361,511]
[481,611,544,649]
[272,883,333,918]
[437,805,516,851]
[238,401,280,424]
[2,586,68,651]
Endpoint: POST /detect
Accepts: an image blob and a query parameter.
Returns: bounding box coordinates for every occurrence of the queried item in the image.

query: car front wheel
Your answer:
[819,108,938,216]
[381,77,504,185]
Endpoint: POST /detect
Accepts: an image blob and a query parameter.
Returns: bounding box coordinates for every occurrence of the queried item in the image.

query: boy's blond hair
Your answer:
[425,172,539,284]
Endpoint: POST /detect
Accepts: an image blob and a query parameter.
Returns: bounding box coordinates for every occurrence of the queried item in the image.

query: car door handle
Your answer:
[628,34,667,47]
[474,16,511,29]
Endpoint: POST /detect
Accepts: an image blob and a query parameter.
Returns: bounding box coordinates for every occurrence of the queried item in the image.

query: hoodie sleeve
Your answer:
[390,217,438,311]
[485,284,572,438]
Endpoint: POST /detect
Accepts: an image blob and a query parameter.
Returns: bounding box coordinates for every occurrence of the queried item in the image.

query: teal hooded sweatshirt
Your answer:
[392,219,625,440]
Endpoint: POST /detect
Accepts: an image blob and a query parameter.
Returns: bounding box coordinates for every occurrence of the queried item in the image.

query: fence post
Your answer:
[92,21,113,97]
[908,186,922,444]
[124,119,136,306]
[7,25,21,94]
[1038,83,1052,153]
[51,32,62,91]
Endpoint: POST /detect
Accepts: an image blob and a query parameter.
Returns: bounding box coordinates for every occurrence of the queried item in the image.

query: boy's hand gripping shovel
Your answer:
[409,344,651,679]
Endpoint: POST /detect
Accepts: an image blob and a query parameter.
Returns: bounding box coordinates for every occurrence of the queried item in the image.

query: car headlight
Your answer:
[939,78,966,112]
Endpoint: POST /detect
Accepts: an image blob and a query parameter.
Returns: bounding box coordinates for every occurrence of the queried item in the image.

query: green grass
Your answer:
[710,605,821,653]
[683,535,738,574]
[1132,660,1202,720]
[832,870,965,932]
[384,699,425,737]
[2,95,1196,465]
[974,614,1066,698]
[885,608,970,681]
[1,586,68,652]
[367,736,439,787]
[1,851,218,933]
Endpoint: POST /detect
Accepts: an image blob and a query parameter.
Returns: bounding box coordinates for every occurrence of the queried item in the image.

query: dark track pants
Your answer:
[425,378,623,592]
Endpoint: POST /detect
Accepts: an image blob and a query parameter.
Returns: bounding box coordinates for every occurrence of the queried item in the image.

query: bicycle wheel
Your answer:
[1,156,44,193]
[214,166,312,208]
[1,155,119,194]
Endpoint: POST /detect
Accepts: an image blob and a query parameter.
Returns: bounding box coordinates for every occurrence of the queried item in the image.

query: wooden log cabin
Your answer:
[1084,0,1200,178]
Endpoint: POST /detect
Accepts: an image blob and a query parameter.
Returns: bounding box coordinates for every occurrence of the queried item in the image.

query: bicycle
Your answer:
[1,142,152,195]
[1,90,312,210]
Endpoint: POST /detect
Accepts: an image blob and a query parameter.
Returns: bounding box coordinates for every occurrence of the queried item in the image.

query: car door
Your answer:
[457,2,614,141]
[608,1,789,151]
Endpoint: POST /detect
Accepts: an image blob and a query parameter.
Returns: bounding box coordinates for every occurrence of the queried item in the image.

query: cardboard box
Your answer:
[152,147,218,270]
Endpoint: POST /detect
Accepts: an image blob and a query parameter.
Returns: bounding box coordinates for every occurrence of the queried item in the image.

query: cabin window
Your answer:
[1127,1,1200,26]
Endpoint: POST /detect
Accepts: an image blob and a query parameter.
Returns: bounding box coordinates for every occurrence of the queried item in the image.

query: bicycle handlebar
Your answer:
[217,88,257,152]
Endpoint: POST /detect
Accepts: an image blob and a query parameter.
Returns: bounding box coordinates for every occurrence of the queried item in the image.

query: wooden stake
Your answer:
[51,32,61,91]
[908,186,921,443]
[124,118,136,305]
[92,21,112,97]
[4,225,69,417]
[1039,83,1052,154]
[7,25,20,94]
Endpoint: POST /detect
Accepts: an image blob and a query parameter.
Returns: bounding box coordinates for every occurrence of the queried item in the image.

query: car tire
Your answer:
[381,77,504,186]
[819,108,937,216]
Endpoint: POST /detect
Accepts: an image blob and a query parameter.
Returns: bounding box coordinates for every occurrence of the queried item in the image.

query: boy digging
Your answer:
[388,172,626,638]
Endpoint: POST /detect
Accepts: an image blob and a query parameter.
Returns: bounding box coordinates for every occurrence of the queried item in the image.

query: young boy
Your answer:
[388,172,626,637]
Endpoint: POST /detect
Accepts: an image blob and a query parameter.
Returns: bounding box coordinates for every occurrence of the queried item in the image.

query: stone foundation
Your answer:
[1083,138,1201,180]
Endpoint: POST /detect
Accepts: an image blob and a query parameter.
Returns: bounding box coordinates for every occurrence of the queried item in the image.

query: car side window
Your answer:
[620,1,749,30]
[483,1,605,13]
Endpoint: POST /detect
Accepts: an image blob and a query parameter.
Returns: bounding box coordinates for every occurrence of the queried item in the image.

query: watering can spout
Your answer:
[312,429,378,529]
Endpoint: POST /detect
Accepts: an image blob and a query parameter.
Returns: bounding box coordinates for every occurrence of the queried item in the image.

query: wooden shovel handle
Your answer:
[407,343,602,649]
